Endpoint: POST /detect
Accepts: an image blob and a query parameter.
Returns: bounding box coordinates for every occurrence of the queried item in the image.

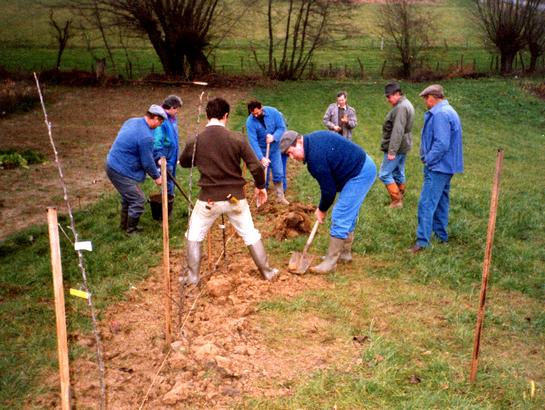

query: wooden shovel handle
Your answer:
[303,220,320,255]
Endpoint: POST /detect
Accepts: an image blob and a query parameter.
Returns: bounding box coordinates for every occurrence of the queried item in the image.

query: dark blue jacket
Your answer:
[304,131,367,211]
[106,117,160,182]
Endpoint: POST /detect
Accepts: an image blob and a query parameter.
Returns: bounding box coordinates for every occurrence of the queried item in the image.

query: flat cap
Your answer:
[384,82,401,96]
[148,104,167,120]
[419,84,444,98]
[280,130,301,154]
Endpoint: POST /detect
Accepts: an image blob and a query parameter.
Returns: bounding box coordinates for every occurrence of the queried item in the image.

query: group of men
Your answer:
[105,82,463,284]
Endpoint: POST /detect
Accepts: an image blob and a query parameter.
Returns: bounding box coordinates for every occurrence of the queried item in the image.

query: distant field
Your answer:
[0,0,503,78]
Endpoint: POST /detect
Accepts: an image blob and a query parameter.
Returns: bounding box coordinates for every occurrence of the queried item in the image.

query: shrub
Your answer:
[0,149,47,169]
[0,79,39,117]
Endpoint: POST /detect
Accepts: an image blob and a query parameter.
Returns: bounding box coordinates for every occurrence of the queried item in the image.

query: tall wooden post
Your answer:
[160,158,172,345]
[47,207,71,410]
[470,149,504,382]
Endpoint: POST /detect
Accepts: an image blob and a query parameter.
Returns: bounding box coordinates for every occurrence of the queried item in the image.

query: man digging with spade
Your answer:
[179,97,278,285]
[280,130,377,273]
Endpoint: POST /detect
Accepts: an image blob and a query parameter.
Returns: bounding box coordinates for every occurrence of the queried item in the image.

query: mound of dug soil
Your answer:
[265,202,315,240]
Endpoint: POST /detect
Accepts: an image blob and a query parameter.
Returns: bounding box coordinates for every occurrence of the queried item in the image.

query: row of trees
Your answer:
[50,0,545,79]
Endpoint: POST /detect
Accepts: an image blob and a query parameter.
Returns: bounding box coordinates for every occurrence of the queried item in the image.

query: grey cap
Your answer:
[384,82,401,96]
[280,130,301,154]
[163,95,183,108]
[148,104,167,120]
[419,84,444,98]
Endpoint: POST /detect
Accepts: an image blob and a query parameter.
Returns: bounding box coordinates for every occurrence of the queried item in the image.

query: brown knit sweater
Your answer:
[179,125,265,201]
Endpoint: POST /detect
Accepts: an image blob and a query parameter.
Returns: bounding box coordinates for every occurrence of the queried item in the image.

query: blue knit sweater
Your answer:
[304,131,367,211]
[106,117,160,182]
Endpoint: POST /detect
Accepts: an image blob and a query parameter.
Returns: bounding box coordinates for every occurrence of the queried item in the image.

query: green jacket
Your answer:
[380,96,414,155]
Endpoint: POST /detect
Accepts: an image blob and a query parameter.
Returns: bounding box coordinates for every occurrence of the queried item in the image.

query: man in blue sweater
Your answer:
[153,95,182,197]
[246,100,289,205]
[409,84,463,253]
[106,105,167,234]
[280,130,377,273]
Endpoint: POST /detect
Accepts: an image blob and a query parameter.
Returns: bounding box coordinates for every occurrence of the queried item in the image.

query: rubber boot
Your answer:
[119,209,128,231]
[274,182,289,205]
[181,240,201,285]
[339,232,354,263]
[126,216,143,234]
[397,183,406,198]
[310,236,345,274]
[248,240,279,280]
[385,183,403,209]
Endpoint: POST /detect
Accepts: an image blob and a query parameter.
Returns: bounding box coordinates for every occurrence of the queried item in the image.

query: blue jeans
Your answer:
[260,144,284,183]
[166,164,175,196]
[416,166,453,247]
[331,156,377,239]
[106,165,146,218]
[266,153,288,190]
[378,153,406,185]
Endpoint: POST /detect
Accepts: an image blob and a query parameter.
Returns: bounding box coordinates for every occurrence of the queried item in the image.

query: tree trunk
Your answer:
[500,51,516,74]
[186,50,212,78]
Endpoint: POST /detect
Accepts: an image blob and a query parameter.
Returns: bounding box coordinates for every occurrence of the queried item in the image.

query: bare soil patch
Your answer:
[0,84,248,239]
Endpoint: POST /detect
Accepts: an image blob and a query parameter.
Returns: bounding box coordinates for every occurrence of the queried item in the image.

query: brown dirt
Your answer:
[29,193,367,409]
[0,84,248,240]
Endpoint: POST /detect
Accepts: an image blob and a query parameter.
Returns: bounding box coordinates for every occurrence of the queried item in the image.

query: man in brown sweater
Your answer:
[179,97,278,285]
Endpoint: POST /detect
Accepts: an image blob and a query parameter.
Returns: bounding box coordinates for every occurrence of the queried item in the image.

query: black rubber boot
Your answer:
[126,216,143,234]
[120,209,128,231]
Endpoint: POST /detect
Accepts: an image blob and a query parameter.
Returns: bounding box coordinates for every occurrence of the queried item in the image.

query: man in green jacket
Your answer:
[378,82,415,208]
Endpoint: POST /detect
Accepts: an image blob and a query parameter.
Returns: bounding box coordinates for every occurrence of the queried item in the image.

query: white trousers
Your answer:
[185,199,261,245]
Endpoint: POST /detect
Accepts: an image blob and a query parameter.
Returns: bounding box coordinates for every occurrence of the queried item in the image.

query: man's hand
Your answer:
[260,157,271,167]
[315,208,326,223]
[266,134,275,144]
[255,188,268,207]
[387,153,396,160]
[154,177,162,185]
[340,115,348,124]
[334,125,342,132]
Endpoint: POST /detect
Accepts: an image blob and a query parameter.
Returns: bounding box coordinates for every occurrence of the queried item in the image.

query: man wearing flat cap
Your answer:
[153,95,183,197]
[409,84,463,253]
[106,105,166,234]
[280,130,376,273]
[379,82,415,208]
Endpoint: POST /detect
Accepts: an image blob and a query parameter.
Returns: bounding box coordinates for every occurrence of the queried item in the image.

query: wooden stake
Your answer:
[469,149,504,383]
[207,233,212,271]
[160,158,172,345]
[47,207,71,410]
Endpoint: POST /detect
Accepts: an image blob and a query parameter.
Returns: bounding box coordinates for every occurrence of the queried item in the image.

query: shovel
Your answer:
[257,142,271,208]
[288,219,320,274]
[166,170,193,207]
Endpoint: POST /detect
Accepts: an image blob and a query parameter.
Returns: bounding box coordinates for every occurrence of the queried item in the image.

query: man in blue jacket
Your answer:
[106,105,167,234]
[153,95,182,197]
[280,130,376,273]
[246,100,289,205]
[409,84,464,253]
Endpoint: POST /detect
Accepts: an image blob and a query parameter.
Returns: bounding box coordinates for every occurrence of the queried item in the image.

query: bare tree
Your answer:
[377,0,434,78]
[474,0,542,74]
[252,0,354,80]
[525,2,545,72]
[60,0,241,78]
[49,10,74,70]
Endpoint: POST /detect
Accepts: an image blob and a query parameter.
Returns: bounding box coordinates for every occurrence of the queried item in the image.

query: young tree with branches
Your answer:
[525,2,545,72]
[252,0,354,80]
[49,10,74,70]
[377,0,434,79]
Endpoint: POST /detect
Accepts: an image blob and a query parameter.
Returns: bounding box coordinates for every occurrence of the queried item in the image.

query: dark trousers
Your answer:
[106,165,146,219]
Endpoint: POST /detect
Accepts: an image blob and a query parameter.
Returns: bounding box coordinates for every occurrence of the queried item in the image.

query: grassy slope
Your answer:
[0,0,493,76]
[239,78,545,408]
[0,79,544,407]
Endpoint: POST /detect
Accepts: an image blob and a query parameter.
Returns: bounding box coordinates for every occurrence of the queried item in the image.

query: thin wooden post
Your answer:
[47,207,71,410]
[207,233,212,271]
[469,149,504,383]
[160,158,172,345]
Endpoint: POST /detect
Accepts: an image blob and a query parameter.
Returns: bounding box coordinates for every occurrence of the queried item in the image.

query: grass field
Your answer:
[1,77,544,407]
[0,0,517,78]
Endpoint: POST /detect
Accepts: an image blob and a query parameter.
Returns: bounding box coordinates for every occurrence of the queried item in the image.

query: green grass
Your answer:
[1,78,545,408]
[0,0,522,78]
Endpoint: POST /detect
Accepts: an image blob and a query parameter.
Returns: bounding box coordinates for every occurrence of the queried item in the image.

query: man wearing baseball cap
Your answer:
[409,84,464,253]
[280,129,376,273]
[106,104,167,234]
[379,82,415,208]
